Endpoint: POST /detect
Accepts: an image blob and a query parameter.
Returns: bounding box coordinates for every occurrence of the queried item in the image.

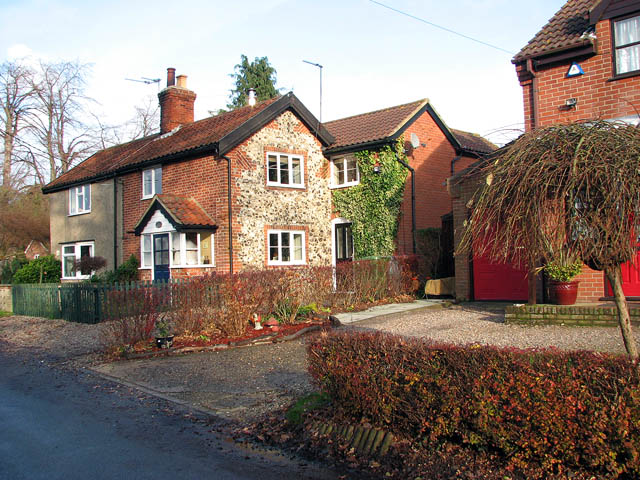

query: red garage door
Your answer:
[606,249,640,297]
[473,251,528,301]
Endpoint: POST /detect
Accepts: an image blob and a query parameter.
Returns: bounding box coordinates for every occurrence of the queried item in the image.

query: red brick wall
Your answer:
[158,87,197,133]
[517,20,640,131]
[121,152,231,277]
[121,112,328,280]
[396,112,459,254]
[512,17,640,301]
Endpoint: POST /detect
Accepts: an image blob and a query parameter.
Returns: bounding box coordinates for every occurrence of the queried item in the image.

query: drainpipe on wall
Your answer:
[525,58,539,130]
[525,58,539,304]
[219,154,234,274]
[396,154,416,255]
[113,177,118,269]
[450,153,462,176]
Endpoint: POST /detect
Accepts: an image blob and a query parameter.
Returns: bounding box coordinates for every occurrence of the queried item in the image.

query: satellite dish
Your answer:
[410,133,420,149]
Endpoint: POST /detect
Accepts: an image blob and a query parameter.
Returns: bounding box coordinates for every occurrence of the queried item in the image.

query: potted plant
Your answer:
[154,317,174,349]
[544,253,583,305]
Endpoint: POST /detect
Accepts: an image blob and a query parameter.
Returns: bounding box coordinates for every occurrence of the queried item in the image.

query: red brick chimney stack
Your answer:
[158,67,196,133]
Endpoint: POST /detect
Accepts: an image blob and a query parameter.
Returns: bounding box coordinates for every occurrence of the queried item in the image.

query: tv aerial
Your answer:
[125,77,161,90]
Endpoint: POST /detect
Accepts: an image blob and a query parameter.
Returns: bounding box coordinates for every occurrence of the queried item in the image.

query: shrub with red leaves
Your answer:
[307,331,640,479]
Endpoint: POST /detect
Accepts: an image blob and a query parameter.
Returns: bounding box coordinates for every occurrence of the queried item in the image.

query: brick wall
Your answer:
[396,112,461,255]
[121,110,331,279]
[516,20,640,131]
[510,16,640,301]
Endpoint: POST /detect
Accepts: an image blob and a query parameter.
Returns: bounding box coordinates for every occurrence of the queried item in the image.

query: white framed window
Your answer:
[267,152,304,188]
[267,230,305,266]
[141,235,153,267]
[140,231,214,268]
[614,15,640,75]
[142,167,162,199]
[68,185,91,215]
[331,155,359,187]
[61,242,94,279]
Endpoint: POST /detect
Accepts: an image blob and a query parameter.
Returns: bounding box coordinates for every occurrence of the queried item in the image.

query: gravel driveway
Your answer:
[2,303,638,425]
[349,303,639,354]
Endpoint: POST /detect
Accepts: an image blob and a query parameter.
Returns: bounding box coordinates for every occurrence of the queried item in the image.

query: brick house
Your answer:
[43,68,493,281]
[450,0,640,302]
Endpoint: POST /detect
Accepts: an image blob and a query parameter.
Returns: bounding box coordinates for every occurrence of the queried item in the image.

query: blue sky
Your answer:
[0,0,565,145]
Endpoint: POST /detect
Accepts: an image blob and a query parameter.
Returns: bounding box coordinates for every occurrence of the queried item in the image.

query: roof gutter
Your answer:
[42,142,220,194]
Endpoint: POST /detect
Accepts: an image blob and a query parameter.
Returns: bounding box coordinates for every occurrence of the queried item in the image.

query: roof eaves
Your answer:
[218,93,333,155]
[425,103,462,152]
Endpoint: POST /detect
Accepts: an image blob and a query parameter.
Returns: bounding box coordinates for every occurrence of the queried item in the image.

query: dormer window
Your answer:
[331,155,359,188]
[142,167,162,199]
[69,184,91,215]
[614,15,640,75]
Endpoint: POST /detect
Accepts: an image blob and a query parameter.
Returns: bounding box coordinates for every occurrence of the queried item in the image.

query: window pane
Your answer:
[143,252,152,267]
[186,250,198,265]
[281,245,290,262]
[154,167,162,195]
[269,233,279,261]
[293,234,303,261]
[334,160,345,185]
[185,233,198,265]
[69,189,77,214]
[347,163,358,182]
[280,157,289,184]
[185,233,197,249]
[616,16,640,46]
[346,225,353,258]
[83,185,90,211]
[200,233,212,265]
[80,245,91,258]
[171,232,182,265]
[617,44,640,74]
[143,235,152,251]
[63,245,75,255]
[64,256,75,277]
[143,170,153,196]
[292,158,301,184]
[268,155,278,182]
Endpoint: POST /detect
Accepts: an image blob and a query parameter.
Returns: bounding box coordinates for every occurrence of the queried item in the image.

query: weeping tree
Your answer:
[458,121,640,360]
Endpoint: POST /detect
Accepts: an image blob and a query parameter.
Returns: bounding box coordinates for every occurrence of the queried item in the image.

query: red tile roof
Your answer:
[324,99,496,155]
[513,0,597,62]
[324,100,427,150]
[134,194,216,234]
[45,96,281,191]
[156,194,216,228]
[450,129,497,155]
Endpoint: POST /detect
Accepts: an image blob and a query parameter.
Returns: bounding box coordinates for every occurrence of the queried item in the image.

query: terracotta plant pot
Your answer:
[548,280,579,305]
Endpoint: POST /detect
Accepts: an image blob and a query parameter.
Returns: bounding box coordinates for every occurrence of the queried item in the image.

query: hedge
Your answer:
[307,331,640,479]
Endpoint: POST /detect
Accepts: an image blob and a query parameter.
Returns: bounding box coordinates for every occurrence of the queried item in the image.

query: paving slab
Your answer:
[334,299,445,324]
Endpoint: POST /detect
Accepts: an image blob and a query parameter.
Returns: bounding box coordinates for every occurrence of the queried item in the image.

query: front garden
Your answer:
[250,330,640,480]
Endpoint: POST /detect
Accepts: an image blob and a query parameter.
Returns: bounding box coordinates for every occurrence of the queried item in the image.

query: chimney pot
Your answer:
[158,68,196,133]
[167,67,176,87]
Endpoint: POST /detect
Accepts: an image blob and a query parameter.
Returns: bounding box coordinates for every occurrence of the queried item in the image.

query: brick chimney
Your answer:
[158,67,197,133]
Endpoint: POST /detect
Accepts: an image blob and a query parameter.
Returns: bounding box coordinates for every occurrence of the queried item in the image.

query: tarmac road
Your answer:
[0,346,338,480]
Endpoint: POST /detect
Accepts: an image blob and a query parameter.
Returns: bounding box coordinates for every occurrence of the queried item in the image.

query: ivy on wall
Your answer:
[332,140,408,259]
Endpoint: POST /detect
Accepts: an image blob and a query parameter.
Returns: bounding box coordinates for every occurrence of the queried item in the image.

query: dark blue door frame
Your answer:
[153,233,170,281]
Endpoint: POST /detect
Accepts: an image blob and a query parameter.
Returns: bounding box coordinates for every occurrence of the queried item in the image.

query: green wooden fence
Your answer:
[12,280,180,324]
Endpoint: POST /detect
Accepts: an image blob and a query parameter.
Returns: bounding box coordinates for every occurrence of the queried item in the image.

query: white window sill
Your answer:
[266,182,305,189]
[141,195,154,200]
[170,264,216,269]
[61,276,91,280]
[330,182,359,189]
[267,261,306,267]
[68,211,91,217]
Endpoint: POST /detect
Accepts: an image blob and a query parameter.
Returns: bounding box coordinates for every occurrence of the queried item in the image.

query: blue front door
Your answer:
[153,234,170,281]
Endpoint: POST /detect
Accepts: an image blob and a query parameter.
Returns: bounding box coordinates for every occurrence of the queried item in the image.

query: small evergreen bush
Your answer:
[12,255,61,284]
